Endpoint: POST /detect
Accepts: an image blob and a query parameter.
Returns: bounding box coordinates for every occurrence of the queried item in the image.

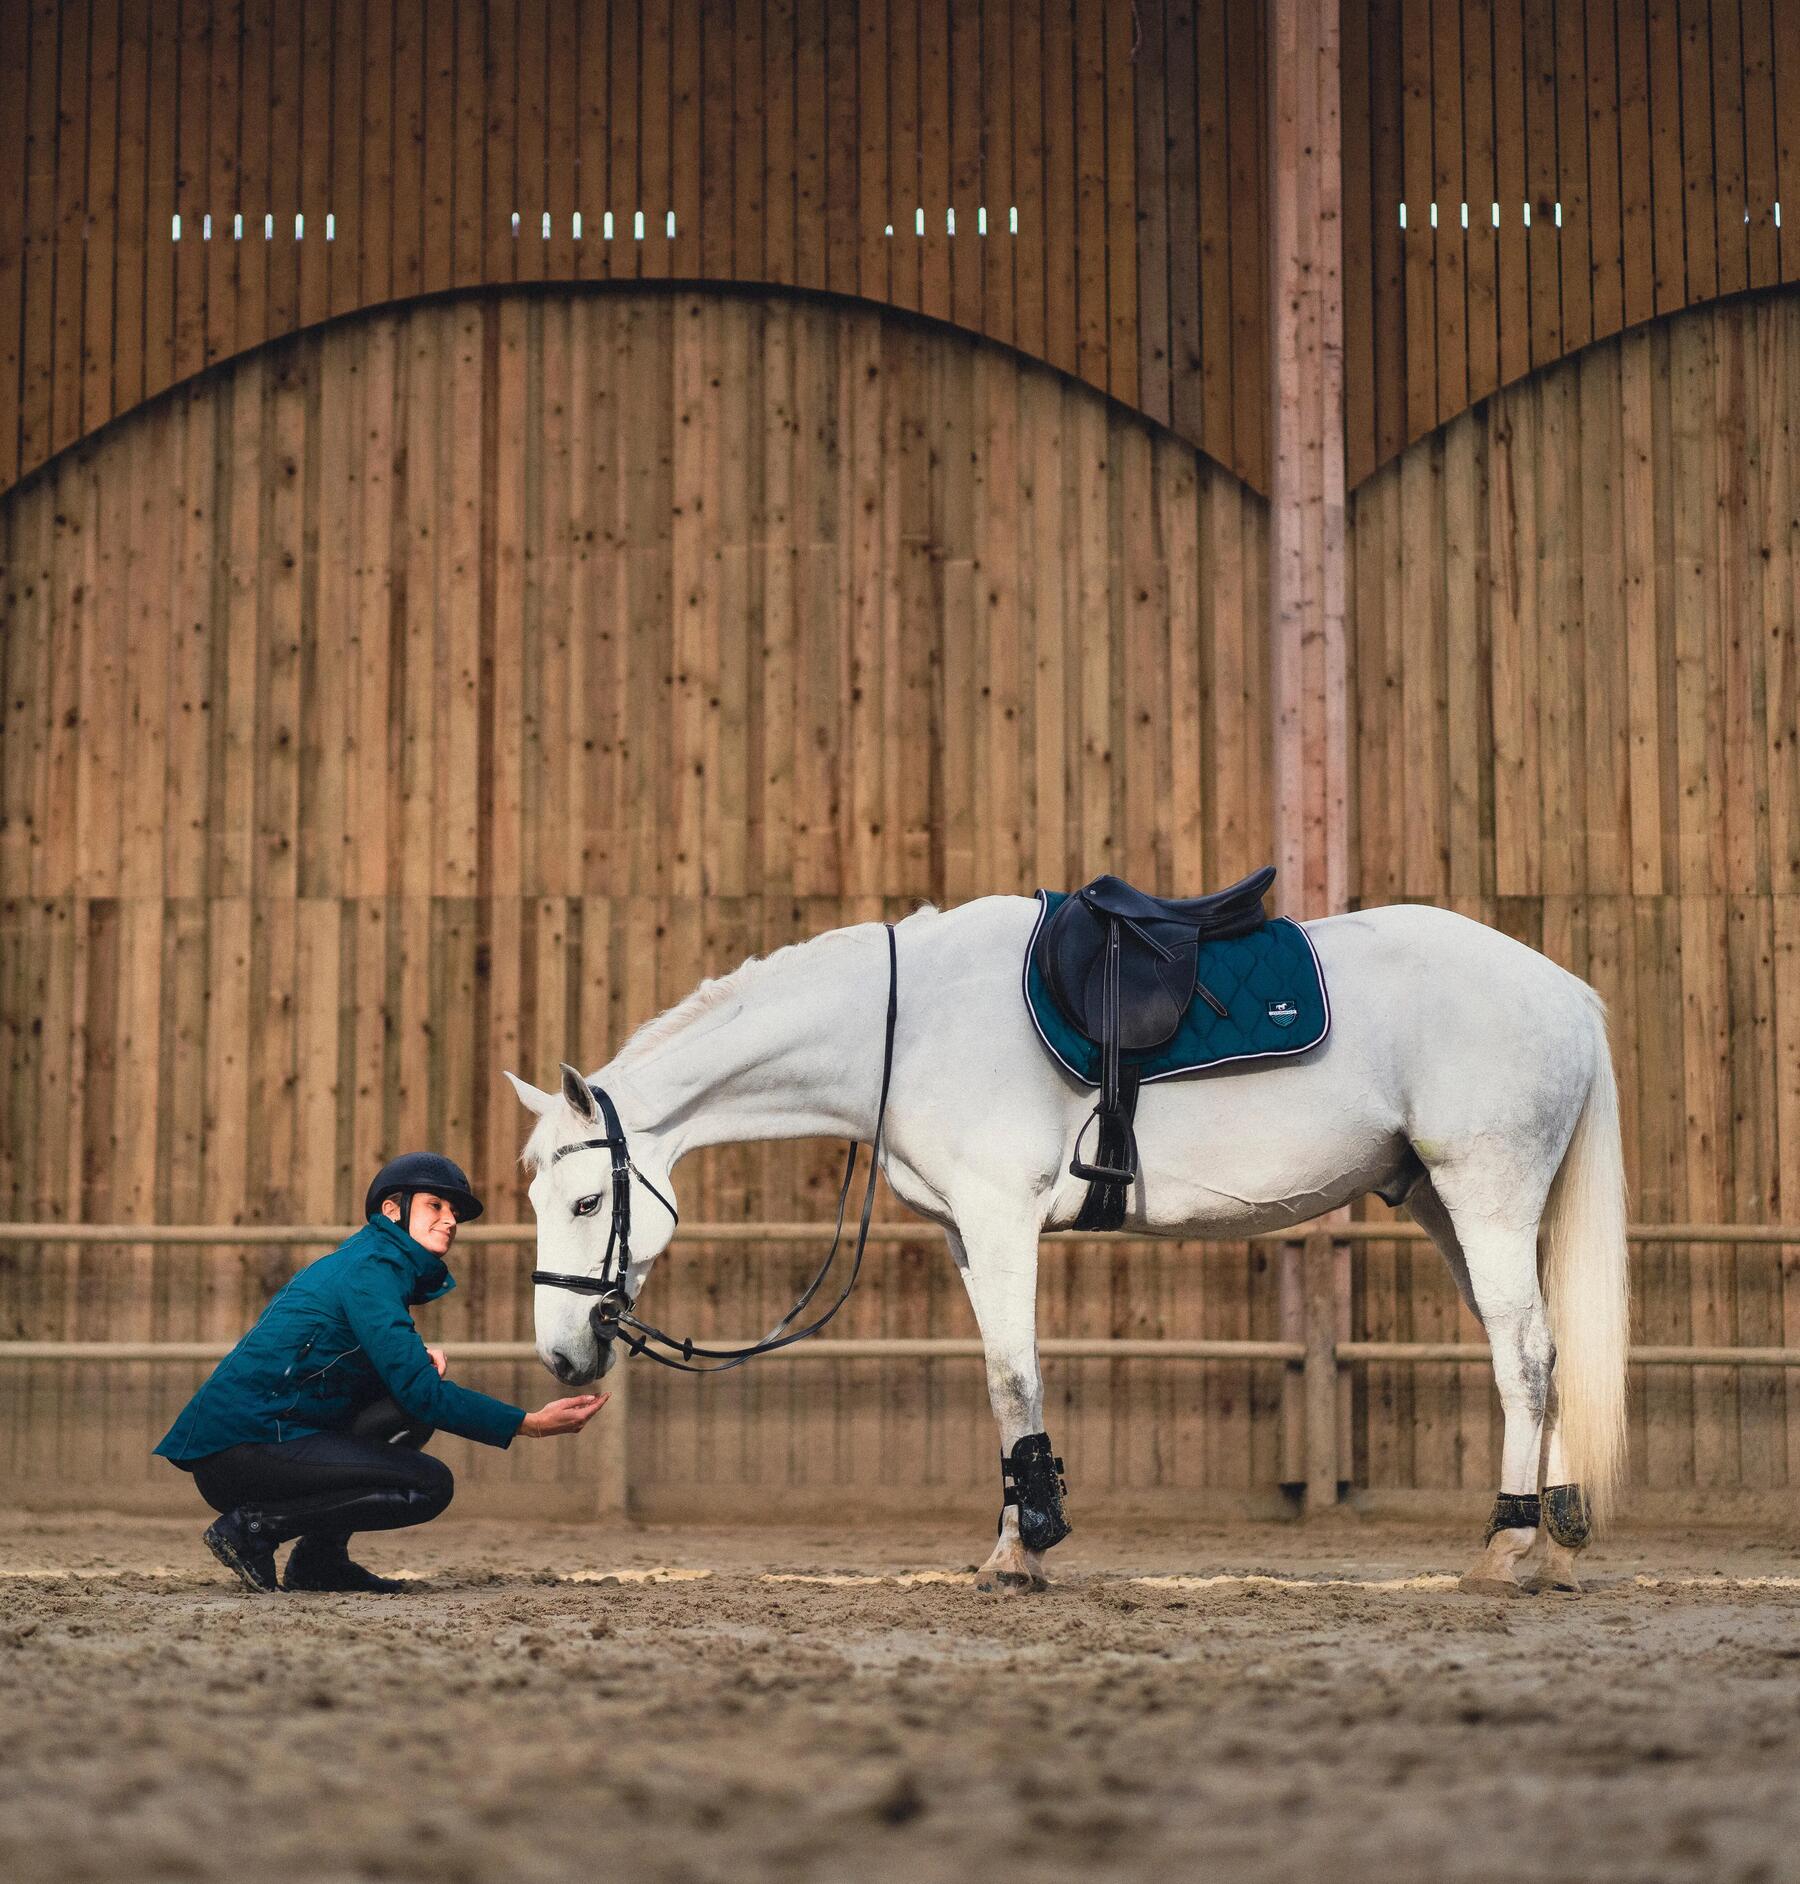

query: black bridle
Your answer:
[530,923,899,1375]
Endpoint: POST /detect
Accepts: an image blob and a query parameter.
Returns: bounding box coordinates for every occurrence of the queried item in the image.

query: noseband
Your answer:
[530,923,899,1374]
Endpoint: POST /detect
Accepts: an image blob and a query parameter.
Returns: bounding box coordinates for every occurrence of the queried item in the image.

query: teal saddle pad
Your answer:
[1023,891,1332,1086]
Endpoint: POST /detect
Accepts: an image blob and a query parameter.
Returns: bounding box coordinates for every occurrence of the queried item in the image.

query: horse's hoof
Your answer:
[1459,1525,1538,1597]
[1457,1570,1529,1598]
[975,1569,1047,1594]
[1521,1536,1584,1595]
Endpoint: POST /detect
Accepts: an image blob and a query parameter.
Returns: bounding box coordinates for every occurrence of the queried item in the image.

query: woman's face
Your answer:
[384,1191,460,1255]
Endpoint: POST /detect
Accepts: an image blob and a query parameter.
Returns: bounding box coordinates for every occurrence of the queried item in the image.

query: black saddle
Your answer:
[1031,867,1277,1229]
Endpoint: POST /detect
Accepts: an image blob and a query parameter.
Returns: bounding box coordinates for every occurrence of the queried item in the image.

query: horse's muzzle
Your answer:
[547,1345,597,1386]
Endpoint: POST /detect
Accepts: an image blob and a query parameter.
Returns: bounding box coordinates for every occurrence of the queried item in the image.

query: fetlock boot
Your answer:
[202,1509,284,1593]
[283,1533,408,1594]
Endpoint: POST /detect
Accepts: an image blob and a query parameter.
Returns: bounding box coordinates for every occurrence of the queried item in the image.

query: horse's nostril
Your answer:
[551,1349,575,1381]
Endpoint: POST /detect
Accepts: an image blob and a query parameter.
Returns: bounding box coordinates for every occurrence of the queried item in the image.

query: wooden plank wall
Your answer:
[15,2,1800,496]
[0,286,1282,1516]
[1343,0,1800,486]
[1347,289,1800,1501]
[0,0,1269,502]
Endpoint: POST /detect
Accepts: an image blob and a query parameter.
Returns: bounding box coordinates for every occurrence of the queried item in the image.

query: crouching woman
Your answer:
[154,1152,606,1594]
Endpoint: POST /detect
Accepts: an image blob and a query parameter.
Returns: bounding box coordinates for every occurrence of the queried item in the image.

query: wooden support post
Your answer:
[1279,1238,1306,1487]
[1335,1236,1354,1486]
[1271,2,1351,1514]
[1268,0,1348,921]
[1303,1231,1341,1509]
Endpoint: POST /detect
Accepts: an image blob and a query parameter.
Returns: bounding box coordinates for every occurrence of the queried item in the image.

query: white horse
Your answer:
[507,895,1628,1595]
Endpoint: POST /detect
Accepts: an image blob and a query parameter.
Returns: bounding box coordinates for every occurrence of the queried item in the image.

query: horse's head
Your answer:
[506,1062,680,1387]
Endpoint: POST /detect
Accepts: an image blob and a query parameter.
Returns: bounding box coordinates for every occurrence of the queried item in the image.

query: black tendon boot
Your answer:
[283,1534,409,1594]
[202,1510,284,1593]
[1000,1433,1072,1552]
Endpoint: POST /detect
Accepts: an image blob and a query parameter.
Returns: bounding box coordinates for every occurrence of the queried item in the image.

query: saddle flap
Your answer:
[1074,935,1197,1051]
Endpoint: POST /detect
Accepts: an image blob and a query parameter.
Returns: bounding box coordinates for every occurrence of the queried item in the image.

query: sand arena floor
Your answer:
[2,1509,1799,1884]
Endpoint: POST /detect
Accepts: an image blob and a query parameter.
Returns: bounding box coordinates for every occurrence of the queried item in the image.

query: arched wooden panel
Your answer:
[0,284,1279,1510]
[0,0,1271,500]
[1343,0,1800,485]
[1348,289,1800,1497]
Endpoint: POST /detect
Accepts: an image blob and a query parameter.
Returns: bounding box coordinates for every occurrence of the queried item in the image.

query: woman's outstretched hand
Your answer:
[521,1393,609,1438]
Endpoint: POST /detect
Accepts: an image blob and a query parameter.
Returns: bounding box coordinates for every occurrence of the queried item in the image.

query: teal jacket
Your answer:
[154,1214,526,1460]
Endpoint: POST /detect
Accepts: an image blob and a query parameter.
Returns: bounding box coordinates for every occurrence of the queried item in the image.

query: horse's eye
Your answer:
[573,1194,602,1219]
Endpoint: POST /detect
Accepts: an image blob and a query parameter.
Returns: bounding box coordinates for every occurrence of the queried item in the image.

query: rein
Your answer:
[530,922,899,1375]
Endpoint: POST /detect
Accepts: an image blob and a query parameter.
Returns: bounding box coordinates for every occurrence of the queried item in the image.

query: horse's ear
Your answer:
[559,1062,600,1123]
[504,1071,557,1117]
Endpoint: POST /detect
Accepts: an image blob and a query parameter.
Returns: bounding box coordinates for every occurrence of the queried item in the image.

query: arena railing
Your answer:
[2,1220,1795,1509]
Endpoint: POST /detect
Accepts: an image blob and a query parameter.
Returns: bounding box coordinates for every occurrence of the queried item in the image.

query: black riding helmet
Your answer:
[364,1152,485,1226]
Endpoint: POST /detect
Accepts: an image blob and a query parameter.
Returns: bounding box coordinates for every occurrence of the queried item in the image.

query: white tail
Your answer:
[1539,994,1631,1527]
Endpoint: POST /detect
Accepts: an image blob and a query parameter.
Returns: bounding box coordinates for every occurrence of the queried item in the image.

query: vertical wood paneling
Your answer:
[21,0,60,468]
[43,0,87,465]
[1345,0,1800,481]
[1554,0,1591,355]
[1586,0,1625,341]
[18,0,1288,497]
[298,0,333,323]
[1349,290,1800,1492]
[0,0,28,492]
[6,2,1283,499]
[1223,0,1264,483]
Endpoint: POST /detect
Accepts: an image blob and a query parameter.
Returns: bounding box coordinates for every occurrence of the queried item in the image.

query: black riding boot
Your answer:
[202,1509,286,1593]
[283,1533,408,1594]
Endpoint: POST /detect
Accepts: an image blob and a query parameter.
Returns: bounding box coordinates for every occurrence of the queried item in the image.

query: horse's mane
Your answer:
[521,905,938,1170]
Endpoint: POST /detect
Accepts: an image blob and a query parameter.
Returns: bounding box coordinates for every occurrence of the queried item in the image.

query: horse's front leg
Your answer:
[947,1221,1068,1593]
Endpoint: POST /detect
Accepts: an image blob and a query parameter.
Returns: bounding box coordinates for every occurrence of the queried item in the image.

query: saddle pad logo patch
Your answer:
[1266,998,1298,1027]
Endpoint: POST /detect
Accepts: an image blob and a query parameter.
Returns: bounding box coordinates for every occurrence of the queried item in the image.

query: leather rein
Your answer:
[530,923,899,1375]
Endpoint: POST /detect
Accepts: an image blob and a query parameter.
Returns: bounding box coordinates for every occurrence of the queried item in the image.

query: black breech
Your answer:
[186,1399,454,1541]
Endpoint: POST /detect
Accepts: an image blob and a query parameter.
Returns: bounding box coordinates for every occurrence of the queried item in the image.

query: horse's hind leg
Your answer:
[1409,1183,1554,1595]
[1526,1403,1586,1593]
